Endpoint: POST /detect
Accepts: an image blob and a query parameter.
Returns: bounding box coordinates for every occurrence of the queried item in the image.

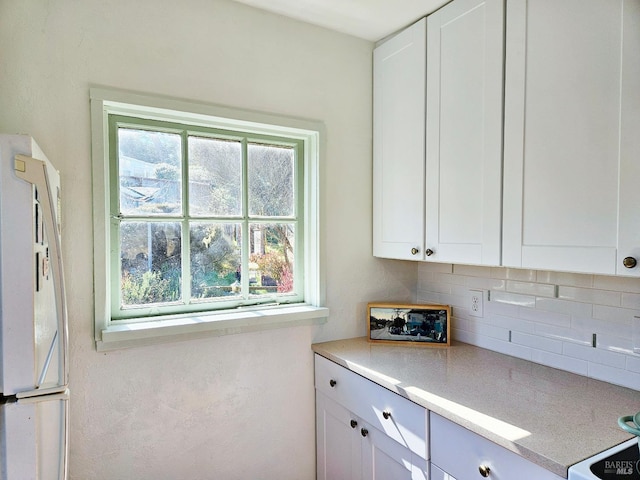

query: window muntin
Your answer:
[109,115,304,320]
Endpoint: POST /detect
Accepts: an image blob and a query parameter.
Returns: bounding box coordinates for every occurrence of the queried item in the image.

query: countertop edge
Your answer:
[311,341,635,479]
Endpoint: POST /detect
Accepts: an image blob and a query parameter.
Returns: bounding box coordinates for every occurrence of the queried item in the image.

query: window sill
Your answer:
[96,305,329,352]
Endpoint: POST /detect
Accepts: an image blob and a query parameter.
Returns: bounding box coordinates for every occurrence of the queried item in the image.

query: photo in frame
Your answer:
[368,303,451,346]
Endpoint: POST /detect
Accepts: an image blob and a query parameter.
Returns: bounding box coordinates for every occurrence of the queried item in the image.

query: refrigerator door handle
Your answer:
[14,154,69,388]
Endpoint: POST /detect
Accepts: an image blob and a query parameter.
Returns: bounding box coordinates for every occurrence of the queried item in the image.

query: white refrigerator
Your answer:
[0,134,69,480]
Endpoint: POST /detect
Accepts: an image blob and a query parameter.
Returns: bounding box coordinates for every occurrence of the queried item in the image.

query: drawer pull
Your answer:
[360,428,368,437]
[478,465,491,477]
[329,379,337,387]
[382,411,391,420]
[350,420,358,429]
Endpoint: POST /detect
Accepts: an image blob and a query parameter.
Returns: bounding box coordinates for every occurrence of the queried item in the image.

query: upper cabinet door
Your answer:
[503,0,640,276]
[425,0,504,266]
[373,19,426,261]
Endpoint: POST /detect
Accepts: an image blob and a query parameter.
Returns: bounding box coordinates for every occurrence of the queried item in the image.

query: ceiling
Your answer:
[231,0,450,42]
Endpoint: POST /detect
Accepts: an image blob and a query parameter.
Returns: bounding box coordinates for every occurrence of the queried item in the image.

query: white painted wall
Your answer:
[0,0,416,478]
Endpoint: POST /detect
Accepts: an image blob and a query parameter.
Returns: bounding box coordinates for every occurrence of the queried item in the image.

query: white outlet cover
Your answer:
[469,290,484,318]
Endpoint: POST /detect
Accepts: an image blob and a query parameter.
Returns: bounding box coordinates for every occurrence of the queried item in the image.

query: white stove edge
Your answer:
[568,438,639,479]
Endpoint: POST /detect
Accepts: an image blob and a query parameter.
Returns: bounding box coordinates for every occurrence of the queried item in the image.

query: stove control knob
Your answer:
[478,465,491,477]
[623,257,637,269]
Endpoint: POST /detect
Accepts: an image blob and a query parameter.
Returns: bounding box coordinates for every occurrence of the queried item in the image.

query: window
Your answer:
[110,116,304,319]
[91,89,326,350]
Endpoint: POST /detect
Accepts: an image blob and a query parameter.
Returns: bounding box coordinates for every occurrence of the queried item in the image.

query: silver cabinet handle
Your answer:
[411,247,419,255]
[478,465,491,477]
[623,257,637,268]
[426,248,434,256]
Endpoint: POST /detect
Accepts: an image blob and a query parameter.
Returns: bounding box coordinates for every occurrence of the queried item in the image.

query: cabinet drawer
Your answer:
[315,354,428,460]
[430,463,454,480]
[430,412,562,480]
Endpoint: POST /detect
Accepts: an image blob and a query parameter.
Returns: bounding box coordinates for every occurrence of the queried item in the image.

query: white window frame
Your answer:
[90,88,328,351]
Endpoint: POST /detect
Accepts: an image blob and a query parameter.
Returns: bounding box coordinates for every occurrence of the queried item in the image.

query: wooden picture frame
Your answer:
[368,303,451,346]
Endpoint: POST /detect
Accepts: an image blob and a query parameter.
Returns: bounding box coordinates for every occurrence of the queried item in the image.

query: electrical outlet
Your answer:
[469,290,484,318]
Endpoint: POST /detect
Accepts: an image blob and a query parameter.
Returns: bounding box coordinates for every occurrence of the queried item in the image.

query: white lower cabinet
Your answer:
[314,357,567,480]
[316,392,428,480]
[430,463,455,480]
[314,355,428,480]
[430,413,563,480]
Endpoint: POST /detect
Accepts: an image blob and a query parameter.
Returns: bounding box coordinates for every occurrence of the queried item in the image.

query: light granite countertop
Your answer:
[312,337,640,478]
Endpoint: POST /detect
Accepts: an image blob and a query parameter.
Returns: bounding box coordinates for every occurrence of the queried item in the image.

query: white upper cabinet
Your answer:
[425,0,504,265]
[373,19,426,260]
[373,0,640,276]
[503,0,640,276]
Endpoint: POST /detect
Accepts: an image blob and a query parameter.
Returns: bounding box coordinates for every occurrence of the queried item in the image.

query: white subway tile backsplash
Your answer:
[453,264,493,277]
[421,282,453,295]
[592,305,638,326]
[451,284,471,298]
[453,328,533,361]
[417,291,443,304]
[484,299,521,317]
[417,263,640,391]
[596,332,635,355]
[511,331,563,354]
[534,297,593,317]
[490,291,536,308]
[466,276,506,291]
[507,280,556,298]
[486,314,536,334]
[518,306,571,328]
[627,355,640,374]
[536,271,594,288]
[438,292,463,309]
[421,262,454,274]
[435,272,467,286]
[571,315,633,339]
[530,349,589,376]
[465,318,510,341]
[622,292,640,310]
[491,267,537,281]
[588,363,640,391]
[534,323,591,345]
[562,342,627,369]
[417,272,435,291]
[593,275,640,294]
[558,286,621,307]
